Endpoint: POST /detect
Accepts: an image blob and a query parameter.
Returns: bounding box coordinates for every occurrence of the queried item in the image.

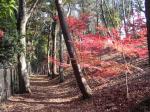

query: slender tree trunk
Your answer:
[145,0,150,64]
[47,45,51,76]
[55,0,92,98]
[67,3,71,17]
[47,26,51,77]
[122,0,128,37]
[27,61,32,76]
[100,0,108,28]
[51,20,58,78]
[67,56,71,64]
[103,0,115,28]
[81,0,85,13]
[131,1,136,37]
[96,0,99,28]
[59,32,64,83]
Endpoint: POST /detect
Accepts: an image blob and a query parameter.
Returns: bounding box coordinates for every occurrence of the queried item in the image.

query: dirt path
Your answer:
[1,70,150,112]
[0,75,96,112]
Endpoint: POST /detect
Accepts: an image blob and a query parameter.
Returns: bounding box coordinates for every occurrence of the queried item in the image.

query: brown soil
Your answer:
[0,59,150,112]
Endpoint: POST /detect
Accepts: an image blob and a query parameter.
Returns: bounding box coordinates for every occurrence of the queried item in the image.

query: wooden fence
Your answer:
[0,67,19,102]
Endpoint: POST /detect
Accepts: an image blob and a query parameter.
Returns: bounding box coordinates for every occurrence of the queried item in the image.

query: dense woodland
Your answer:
[0,0,150,111]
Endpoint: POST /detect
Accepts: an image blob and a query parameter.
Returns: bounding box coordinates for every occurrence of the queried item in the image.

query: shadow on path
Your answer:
[0,75,96,112]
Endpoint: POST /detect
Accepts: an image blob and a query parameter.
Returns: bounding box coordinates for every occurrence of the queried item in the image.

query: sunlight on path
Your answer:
[0,75,96,112]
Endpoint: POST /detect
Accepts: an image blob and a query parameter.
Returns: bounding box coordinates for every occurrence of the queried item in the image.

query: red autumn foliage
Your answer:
[67,17,87,33]
[48,13,148,78]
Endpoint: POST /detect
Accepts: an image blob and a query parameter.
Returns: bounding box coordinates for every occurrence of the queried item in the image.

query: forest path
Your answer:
[1,65,150,112]
[0,75,97,112]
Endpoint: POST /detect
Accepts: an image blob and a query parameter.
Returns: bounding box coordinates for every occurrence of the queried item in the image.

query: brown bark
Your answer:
[51,20,58,78]
[47,25,51,77]
[55,0,92,98]
[17,0,39,93]
[59,32,64,83]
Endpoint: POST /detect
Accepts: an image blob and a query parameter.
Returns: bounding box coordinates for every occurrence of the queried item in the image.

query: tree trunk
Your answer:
[67,56,71,64]
[51,20,58,78]
[17,0,39,93]
[59,32,64,83]
[145,0,150,64]
[47,25,51,77]
[17,7,30,93]
[96,0,99,28]
[55,0,92,98]
[122,0,128,37]
[103,0,115,28]
[100,0,108,28]
[17,54,27,93]
[19,26,31,93]
[27,61,32,76]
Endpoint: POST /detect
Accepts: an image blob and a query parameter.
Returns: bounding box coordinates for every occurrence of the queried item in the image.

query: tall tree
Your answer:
[145,0,150,64]
[51,18,58,78]
[17,0,39,93]
[55,0,92,98]
[59,31,64,83]
[47,25,51,77]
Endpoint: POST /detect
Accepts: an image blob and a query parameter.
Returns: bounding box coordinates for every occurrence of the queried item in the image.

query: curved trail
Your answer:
[1,70,150,112]
[0,75,96,112]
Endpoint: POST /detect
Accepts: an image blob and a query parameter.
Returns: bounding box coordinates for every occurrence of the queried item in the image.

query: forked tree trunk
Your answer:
[145,0,150,64]
[55,0,92,98]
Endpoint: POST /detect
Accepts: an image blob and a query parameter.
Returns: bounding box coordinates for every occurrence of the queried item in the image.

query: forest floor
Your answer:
[1,59,150,112]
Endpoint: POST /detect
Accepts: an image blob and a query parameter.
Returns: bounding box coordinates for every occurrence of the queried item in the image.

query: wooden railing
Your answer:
[0,67,19,102]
